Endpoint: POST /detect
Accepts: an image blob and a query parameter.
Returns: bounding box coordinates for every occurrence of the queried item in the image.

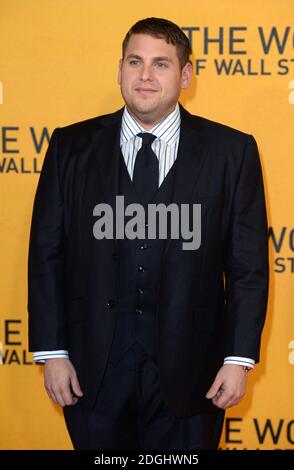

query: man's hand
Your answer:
[205,364,248,409]
[44,358,83,407]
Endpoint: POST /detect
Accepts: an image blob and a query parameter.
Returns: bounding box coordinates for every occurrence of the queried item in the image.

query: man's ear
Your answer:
[118,58,123,85]
[181,62,193,90]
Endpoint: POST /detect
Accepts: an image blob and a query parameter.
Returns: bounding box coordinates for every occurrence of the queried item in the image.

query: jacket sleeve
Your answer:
[27,128,68,351]
[223,134,269,362]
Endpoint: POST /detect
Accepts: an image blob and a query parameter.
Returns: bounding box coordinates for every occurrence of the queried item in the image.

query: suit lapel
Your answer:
[162,104,208,256]
[90,118,122,208]
[82,107,123,254]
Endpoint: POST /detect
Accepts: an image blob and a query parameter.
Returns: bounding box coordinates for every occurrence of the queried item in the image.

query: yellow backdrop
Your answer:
[0,0,293,450]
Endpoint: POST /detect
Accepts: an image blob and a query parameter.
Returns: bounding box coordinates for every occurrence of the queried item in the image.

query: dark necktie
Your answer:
[133,132,159,204]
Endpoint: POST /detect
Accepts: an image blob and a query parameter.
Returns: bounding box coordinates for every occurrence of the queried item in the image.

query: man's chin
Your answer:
[133,103,158,113]
[130,102,159,117]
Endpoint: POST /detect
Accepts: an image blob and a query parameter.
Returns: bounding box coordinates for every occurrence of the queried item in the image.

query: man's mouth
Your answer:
[135,88,158,94]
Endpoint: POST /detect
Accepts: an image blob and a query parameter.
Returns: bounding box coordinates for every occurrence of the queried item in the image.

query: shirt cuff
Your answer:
[33,350,69,363]
[223,356,255,369]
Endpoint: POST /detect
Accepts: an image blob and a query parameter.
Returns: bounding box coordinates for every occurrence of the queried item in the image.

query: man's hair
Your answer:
[122,17,192,70]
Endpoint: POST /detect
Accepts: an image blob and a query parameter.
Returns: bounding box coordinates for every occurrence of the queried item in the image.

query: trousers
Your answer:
[63,342,225,450]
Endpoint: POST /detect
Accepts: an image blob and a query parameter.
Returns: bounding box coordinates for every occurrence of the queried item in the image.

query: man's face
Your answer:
[118,33,192,128]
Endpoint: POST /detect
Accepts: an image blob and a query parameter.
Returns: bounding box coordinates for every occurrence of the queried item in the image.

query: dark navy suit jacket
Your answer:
[28,103,269,416]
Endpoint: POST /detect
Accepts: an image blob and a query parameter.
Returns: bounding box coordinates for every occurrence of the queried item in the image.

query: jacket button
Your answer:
[106,300,115,308]
[137,266,145,272]
[140,243,148,250]
[135,308,143,315]
[137,287,144,295]
[112,253,118,261]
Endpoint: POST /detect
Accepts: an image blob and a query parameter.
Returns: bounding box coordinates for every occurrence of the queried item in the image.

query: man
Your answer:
[28,17,269,450]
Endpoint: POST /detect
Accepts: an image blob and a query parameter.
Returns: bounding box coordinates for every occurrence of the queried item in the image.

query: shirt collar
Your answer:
[120,102,180,146]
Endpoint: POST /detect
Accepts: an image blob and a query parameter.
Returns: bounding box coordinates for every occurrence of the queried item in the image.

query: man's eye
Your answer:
[155,63,167,68]
[129,60,140,65]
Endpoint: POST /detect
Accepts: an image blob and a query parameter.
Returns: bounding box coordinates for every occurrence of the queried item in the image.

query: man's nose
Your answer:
[139,64,154,81]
